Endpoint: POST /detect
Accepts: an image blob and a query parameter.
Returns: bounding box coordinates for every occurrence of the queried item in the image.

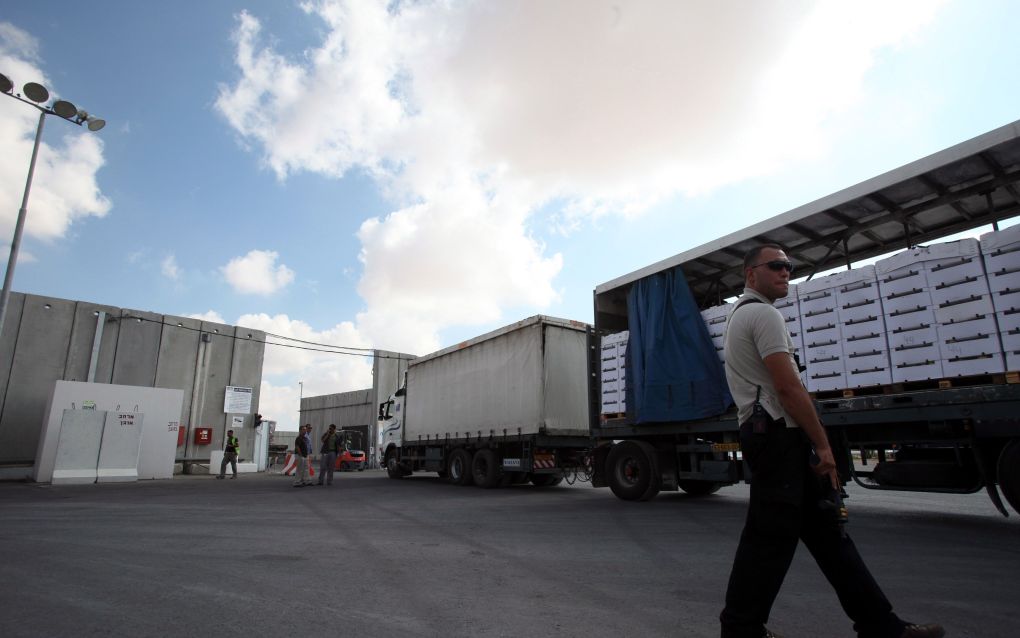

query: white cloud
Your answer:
[0,245,36,264]
[161,254,180,280]
[233,312,405,429]
[0,22,111,243]
[218,0,945,346]
[221,249,295,295]
[187,310,226,323]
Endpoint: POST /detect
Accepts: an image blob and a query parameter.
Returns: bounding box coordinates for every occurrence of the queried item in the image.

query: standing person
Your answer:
[318,424,342,486]
[719,245,944,638]
[292,424,312,487]
[216,429,239,479]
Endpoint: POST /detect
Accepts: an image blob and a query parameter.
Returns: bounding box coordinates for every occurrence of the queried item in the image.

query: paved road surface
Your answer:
[0,471,1016,637]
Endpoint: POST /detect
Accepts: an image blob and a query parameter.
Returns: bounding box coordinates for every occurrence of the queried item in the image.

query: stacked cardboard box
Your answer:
[700,303,732,365]
[836,266,893,388]
[981,225,1020,371]
[799,273,846,392]
[924,239,1004,376]
[876,248,943,382]
[600,331,629,415]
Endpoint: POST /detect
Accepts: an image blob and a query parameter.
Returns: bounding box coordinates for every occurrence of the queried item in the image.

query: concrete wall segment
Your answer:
[112,309,163,387]
[0,295,76,462]
[228,325,266,460]
[64,302,121,384]
[0,292,25,432]
[0,292,265,473]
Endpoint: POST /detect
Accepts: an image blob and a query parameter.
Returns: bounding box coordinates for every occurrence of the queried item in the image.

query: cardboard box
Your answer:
[876,250,930,296]
[979,225,1020,277]
[836,266,881,314]
[885,305,937,333]
[807,370,846,392]
[989,286,1020,314]
[941,353,1004,376]
[934,294,996,325]
[891,357,944,383]
[803,324,841,350]
[881,286,934,315]
[923,239,985,287]
[845,366,892,388]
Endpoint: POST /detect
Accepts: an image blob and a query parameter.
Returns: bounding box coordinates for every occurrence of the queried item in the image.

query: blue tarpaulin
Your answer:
[626,266,732,423]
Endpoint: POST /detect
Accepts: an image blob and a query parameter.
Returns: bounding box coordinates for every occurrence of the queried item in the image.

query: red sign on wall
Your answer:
[194,427,213,445]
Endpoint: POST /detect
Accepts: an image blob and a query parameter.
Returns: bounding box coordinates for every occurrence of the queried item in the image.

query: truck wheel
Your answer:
[678,480,722,497]
[997,439,1020,515]
[530,474,563,487]
[386,457,403,480]
[606,440,660,501]
[448,449,474,486]
[472,448,501,488]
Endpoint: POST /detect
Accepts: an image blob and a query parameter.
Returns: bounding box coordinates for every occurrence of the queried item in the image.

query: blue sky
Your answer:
[2,1,1019,430]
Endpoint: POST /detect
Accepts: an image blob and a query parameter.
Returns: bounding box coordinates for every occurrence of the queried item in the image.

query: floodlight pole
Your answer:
[0,74,105,342]
[0,111,46,340]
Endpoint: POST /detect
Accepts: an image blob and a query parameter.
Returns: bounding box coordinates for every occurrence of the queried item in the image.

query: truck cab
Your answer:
[377,388,405,470]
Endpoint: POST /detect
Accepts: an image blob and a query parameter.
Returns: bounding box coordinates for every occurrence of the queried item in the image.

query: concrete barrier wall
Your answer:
[0,292,266,469]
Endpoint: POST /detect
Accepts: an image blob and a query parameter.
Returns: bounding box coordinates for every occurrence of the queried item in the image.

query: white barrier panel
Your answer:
[97,412,143,483]
[35,381,184,483]
[52,410,106,485]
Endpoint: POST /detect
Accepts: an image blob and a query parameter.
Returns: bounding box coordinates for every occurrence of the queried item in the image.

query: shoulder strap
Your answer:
[726,297,766,401]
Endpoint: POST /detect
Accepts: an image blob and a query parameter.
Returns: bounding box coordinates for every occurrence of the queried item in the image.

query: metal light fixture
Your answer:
[0,73,108,341]
[52,100,77,119]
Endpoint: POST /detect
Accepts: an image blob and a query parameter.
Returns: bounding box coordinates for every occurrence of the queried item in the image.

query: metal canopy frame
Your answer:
[595,119,1020,323]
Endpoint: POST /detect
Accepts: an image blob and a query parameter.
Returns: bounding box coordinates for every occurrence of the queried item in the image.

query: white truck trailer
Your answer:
[378,315,593,487]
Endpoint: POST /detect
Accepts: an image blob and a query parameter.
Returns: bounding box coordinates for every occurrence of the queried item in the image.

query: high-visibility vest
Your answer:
[226,436,239,453]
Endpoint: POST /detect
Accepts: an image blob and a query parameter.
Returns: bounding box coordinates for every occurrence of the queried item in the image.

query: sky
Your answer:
[2,0,1019,431]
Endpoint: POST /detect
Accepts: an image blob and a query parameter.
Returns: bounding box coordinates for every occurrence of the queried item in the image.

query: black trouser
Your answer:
[720,418,905,638]
[219,450,237,477]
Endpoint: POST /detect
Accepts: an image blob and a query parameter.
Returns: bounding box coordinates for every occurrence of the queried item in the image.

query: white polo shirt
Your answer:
[723,288,801,429]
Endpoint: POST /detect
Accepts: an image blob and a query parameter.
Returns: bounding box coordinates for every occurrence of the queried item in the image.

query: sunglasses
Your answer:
[750,260,794,273]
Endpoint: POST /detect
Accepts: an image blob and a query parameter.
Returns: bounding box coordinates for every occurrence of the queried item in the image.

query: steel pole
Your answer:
[0,110,46,341]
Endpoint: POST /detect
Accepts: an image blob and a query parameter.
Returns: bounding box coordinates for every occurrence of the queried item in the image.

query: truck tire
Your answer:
[606,440,660,501]
[448,449,473,486]
[386,457,403,480]
[472,448,502,488]
[678,480,722,497]
[997,439,1020,516]
[530,474,563,487]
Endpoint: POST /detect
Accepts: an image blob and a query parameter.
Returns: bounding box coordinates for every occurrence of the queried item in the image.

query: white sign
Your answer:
[224,386,253,413]
[232,415,245,429]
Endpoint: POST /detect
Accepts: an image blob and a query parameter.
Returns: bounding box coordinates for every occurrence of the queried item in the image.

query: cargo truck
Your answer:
[589,119,1020,515]
[380,119,1020,516]
[378,316,593,487]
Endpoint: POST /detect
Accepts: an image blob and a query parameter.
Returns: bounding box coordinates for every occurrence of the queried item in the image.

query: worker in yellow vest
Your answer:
[217,429,240,479]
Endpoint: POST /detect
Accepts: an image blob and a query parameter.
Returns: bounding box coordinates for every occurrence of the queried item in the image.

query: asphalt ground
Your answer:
[0,470,1017,638]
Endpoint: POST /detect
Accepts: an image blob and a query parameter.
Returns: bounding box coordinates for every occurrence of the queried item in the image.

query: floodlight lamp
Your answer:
[0,73,13,93]
[87,117,106,132]
[52,99,77,119]
[22,82,49,103]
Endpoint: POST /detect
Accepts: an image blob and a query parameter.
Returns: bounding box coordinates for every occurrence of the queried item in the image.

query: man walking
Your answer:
[317,424,342,486]
[216,429,239,479]
[292,424,313,487]
[719,244,943,638]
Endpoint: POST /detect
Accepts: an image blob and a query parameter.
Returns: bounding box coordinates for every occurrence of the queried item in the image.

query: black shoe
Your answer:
[900,624,945,638]
[215,476,224,480]
[230,475,237,479]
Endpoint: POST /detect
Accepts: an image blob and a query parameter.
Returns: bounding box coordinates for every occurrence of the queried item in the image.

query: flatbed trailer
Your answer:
[589,119,1020,514]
